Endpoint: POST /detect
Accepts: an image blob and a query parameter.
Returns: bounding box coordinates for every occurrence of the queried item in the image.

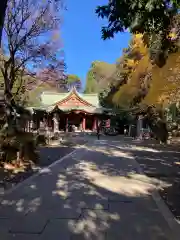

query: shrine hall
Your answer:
[27,87,111,132]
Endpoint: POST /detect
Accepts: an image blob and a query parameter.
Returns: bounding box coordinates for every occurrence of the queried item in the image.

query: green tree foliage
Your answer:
[27,81,59,107]
[96,0,180,67]
[0,64,36,105]
[84,61,116,93]
[84,70,97,93]
[67,74,81,91]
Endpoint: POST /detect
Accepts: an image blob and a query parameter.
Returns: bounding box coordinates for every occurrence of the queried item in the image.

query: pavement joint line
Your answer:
[104,141,180,240]
[108,199,133,203]
[9,218,50,235]
[0,148,78,199]
[133,156,180,240]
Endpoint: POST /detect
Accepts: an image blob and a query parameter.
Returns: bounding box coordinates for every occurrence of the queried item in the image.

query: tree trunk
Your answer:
[3,90,17,135]
[148,119,168,144]
[0,0,8,44]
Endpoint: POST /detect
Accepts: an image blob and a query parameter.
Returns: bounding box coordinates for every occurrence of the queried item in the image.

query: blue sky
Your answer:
[62,0,130,89]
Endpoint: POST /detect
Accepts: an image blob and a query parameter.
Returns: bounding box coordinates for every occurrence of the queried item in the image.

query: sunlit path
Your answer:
[0,140,178,239]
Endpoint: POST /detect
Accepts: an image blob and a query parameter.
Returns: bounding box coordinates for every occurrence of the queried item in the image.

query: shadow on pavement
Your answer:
[38,146,75,167]
[103,140,180,221]
[0,142,175,239]
[0,146,75,192]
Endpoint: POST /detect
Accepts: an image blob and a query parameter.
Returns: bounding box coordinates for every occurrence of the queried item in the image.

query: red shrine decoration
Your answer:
[55,92,93,108]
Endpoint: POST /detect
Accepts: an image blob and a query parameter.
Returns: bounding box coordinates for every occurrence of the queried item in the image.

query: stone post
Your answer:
[137,115,143,139]
[29,120,33,132]
[53,113,59,133]
[66,117,68,132]
[25,120,29,132]
[128,125,132,136]
[39,120,45,132]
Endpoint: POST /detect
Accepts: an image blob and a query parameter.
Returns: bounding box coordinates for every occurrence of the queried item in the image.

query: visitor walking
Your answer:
[131,125,136,139]
[97,125,100,140]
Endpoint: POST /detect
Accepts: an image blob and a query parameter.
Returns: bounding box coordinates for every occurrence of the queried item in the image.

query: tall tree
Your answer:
[96,0,180,67]
[0,0,65,131]
[98,33,172,142]
[67,74,81,91]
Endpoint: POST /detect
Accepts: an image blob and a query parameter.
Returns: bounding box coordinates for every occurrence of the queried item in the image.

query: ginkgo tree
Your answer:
[97,33,172,142]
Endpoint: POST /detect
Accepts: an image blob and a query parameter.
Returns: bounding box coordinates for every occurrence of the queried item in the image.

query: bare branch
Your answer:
[1,0,65,102]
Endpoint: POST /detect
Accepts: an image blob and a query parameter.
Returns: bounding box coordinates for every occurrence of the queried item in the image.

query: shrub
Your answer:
[36,134,47,146]
[51,132,60,141]
[0,131,39,163]
[21,139,39,163]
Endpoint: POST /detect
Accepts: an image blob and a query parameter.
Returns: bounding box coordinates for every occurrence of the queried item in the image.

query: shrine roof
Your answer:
[40,87,100,108]
[27,87,113,114]
[27,105,112,115]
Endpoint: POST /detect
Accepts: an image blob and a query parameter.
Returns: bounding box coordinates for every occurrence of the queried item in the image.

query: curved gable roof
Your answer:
[40,87,100,107]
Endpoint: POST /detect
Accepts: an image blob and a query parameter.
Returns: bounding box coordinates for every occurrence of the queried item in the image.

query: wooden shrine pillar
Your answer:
[66,117,68,132]
[82,117,86,130]
[47,114,52,129]
[96,118,99,130]
[106,119,110,128]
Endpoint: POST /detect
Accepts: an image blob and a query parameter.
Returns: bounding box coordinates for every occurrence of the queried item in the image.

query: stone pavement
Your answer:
[0,140,178,239]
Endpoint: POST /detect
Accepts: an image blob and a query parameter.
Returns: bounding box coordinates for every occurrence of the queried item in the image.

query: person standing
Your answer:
[96,119,102,140]
[132,125,137,139]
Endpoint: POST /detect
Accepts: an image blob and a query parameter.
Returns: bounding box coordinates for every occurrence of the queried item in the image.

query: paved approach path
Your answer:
[0,140,178,239]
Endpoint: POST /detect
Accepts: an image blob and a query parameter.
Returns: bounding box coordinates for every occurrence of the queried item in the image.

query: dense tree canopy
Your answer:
[95,33,180,111]
[91,32,177,142]
[96,0,180,67]
[27,81,60,107]
[84,61,115,93]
